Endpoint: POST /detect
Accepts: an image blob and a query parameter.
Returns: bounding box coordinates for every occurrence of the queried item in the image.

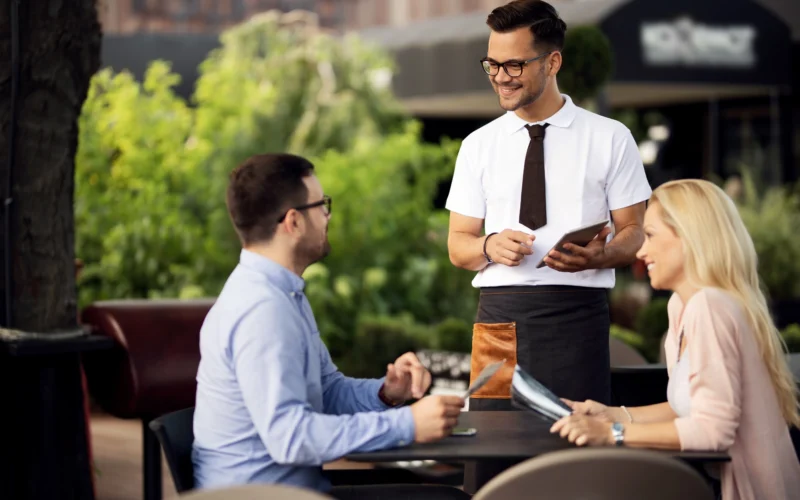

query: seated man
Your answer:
[192,153,468,499]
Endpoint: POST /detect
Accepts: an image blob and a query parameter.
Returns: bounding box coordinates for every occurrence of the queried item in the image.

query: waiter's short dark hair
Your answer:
[486,0,567,52]
[226,153,314,245]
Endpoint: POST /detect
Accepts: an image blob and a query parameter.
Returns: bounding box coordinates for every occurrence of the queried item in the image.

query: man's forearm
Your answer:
[596,225,644,269]
[448,231,489,271]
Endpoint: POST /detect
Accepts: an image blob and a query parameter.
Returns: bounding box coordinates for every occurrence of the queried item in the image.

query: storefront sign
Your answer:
[600,0,790,86]
[641,17,756,68]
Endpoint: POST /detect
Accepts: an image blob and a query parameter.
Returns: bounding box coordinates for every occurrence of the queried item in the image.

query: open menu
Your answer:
[510,364,572,422]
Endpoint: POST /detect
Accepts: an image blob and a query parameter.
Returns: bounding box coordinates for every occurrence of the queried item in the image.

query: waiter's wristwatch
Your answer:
[611,422,625,446]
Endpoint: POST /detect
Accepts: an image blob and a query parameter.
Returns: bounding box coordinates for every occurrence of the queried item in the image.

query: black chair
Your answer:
[149,407,196,493]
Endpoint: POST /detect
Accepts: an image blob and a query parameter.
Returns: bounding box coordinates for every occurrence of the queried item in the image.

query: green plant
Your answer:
[610,323,647,356]
[75,13,479,374]
[344,314,435,378]
[432,317,473,354]
[733,169,800,300]
[559,25,613,104]
[634,298,670,362]
[781,324,800,353]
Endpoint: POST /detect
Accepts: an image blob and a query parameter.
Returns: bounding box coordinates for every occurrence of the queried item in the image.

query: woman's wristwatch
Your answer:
[611,422,625,446]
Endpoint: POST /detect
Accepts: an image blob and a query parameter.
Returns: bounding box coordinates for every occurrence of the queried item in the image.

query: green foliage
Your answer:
[432,317,473,354]
[303,126,477,369]
[559,25,613,103]
[634,297,670,362]
[75,62,211,304]
[76,14,413,304]
[781,324,800,353]
[75,13,477,371]
[732,169,800,300]
[610,323,647,355]
[344,314,434,378]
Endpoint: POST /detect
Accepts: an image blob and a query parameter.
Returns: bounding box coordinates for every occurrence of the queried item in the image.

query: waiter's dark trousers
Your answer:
[464,285,611,494]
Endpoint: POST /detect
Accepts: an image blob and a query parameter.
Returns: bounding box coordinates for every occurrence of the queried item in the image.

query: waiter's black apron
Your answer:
[464,284,611,493]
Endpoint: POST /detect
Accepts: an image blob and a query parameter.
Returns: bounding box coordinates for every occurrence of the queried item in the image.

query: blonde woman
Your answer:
[550,179,800,499]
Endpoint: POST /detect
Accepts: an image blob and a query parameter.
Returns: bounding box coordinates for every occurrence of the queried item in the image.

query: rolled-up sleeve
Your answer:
[231,301,415,466]
[673,292,742,451]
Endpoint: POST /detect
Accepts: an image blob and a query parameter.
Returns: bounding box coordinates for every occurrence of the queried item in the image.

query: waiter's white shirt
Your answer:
[446,95,652,289]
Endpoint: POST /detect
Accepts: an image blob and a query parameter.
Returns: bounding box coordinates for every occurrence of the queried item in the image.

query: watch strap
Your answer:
[378,383,401,407]
[483,233,497,263]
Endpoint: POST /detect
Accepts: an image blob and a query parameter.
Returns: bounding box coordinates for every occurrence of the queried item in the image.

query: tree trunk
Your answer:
[0,0,101,498]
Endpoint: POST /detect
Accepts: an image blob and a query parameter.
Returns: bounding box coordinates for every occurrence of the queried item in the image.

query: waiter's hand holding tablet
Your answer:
[483,229,535,267]
[537,220,611,271]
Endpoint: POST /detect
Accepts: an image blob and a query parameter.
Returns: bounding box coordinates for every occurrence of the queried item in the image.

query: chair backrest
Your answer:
[81,299,214,419]
[609,335,647,366]
[787,353,800,382]
[149,407,196,493]
[473,447,714,500]
[179,484,333,499]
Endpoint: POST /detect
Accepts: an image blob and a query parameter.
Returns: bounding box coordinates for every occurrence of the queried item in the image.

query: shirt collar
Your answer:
[239,249,305,294]
[502,94,577,136]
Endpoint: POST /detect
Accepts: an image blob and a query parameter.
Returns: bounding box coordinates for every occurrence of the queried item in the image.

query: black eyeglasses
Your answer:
[277,195,332,223]
[480,52,553,77]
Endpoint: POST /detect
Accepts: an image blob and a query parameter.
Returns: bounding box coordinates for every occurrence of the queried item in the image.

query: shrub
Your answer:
[781,324,800,354]
[634,297,670,362]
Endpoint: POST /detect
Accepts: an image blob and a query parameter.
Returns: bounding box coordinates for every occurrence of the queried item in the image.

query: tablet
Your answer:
[535,220,610,269]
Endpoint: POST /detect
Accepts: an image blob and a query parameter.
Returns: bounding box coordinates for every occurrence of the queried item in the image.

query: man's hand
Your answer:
[543,227,611,273]
[486,229,535,267]
[410,395,465,443]
[381,352,432,403]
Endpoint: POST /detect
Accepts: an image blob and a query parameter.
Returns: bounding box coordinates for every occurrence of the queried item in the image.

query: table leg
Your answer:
[143,420,162,500]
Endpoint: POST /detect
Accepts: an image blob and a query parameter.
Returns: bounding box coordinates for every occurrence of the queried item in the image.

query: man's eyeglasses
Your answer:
[277,195,332,223]
[480,52,553,77]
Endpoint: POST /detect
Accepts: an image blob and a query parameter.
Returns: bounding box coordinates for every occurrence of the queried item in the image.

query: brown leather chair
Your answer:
[472,448,714,500]
[81,299,215,500]
[180,484,333,499]
[609,336,647,366]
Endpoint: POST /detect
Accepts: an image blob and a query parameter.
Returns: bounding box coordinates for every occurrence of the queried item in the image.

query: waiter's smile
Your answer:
[498,85,521,97]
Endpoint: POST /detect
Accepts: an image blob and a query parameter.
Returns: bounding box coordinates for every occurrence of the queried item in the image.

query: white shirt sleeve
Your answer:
[606,126,652,211]
[445,139,486,219]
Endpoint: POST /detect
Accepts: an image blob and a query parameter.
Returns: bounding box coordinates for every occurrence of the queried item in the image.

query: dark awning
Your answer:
[101,33,220,100]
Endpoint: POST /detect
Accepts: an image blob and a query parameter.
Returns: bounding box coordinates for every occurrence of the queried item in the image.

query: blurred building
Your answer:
[98,0,343,33]
[98,0,800,185]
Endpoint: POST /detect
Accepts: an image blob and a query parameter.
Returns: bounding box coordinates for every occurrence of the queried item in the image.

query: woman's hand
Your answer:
[561,398,626,423]
[550,414,613,447]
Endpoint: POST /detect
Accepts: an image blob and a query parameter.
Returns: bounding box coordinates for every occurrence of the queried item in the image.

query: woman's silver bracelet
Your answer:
[621,405,633,423]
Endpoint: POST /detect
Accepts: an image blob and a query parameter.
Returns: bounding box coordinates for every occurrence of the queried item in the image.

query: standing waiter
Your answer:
[445,0,651,473]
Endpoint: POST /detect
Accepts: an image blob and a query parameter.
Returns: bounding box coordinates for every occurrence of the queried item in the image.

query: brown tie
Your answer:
[519,123,549,230]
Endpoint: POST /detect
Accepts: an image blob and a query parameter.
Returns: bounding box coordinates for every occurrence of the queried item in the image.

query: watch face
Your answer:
[611,422,624,446]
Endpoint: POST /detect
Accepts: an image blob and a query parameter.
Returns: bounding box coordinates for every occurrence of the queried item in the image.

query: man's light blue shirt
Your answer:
[192,250,415,492]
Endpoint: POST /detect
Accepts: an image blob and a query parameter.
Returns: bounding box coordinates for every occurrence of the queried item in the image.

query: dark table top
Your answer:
[346,411,730,463]
[612,364,667,374]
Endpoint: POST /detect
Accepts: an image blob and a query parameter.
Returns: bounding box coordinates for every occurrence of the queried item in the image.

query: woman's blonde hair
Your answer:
[651,179,800,427]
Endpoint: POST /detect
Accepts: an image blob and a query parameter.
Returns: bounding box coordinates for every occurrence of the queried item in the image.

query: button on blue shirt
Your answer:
[192,250,415,492]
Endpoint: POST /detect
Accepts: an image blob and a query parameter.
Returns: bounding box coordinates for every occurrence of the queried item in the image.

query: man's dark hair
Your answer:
[486,0,567,52]
[226,153,314,245]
